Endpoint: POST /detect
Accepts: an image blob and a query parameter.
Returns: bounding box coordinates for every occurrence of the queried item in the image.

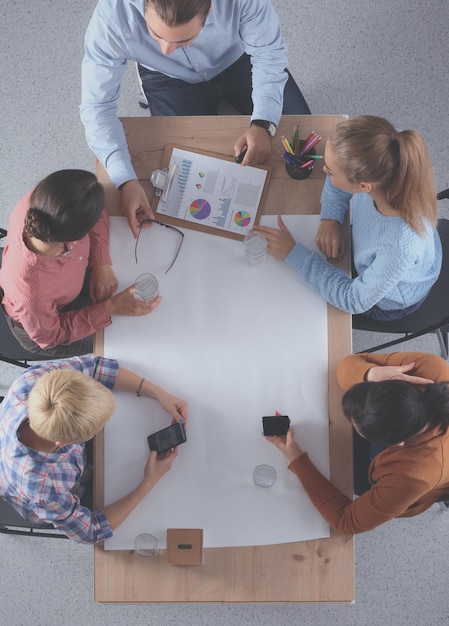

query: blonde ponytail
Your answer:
[330,116,437,234]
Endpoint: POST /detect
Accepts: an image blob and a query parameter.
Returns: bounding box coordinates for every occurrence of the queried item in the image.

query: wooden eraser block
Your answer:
[166,528,204,565]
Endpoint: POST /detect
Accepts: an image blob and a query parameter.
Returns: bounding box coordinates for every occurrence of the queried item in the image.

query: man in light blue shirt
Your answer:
[80,0,310,236]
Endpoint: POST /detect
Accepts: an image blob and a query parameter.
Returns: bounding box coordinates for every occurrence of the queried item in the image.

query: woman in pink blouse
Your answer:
[0,170,160,357]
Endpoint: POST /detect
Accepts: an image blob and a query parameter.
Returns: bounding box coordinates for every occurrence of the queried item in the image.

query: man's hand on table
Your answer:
[234,125,271,166]
[120,179,155,238]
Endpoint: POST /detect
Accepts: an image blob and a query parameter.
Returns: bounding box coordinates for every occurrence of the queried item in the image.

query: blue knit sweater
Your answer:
[285,176,442,314]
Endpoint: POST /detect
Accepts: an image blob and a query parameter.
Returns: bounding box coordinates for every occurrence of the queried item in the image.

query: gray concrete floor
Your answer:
[1,0,449,623]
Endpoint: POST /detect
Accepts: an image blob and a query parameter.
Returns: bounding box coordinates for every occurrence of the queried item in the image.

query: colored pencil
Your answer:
[281,135,294,154]
[292,125,299,155]
[281,152,312,168]
[298,134,322,157]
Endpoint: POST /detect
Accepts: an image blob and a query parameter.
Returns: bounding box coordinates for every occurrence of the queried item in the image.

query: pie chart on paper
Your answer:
[234,210,251,228]
[189,198,211,220]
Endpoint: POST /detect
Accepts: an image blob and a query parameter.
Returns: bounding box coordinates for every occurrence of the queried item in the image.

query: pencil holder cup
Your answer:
[285,140,316,180]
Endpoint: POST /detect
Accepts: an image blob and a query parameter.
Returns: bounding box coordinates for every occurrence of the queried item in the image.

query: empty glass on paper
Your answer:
[243,232,267,266]
[133,273,159,302]
[253,464,277,488]
[134,533,159,556]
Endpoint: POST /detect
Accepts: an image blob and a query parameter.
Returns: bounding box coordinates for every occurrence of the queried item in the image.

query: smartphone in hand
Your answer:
[261,415,290,436]
[147,422,187,454]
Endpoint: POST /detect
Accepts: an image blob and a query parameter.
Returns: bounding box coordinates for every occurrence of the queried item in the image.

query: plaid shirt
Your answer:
[0,355,119,544]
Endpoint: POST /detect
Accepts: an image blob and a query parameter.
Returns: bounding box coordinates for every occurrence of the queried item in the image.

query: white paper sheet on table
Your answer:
[104,214,330,550]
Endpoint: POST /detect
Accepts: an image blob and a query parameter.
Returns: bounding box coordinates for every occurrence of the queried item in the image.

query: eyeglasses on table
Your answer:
[134,218,184,274]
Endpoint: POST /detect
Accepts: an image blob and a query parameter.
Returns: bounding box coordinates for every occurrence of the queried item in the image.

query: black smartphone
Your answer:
[147,422,187,454]
[261,415,290,436]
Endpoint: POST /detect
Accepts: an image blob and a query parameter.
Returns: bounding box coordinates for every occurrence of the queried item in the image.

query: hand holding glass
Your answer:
[134,273,159,302]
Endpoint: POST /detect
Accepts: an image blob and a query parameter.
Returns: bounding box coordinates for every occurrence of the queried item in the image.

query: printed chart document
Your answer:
[103,215,330,550]
[155,146,270,239]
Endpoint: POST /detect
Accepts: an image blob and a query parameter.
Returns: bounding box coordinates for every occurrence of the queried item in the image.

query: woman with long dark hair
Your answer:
[267,352,449,534]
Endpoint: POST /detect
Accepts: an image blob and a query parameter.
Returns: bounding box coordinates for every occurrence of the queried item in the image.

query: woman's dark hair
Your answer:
[342,380,449,445]
[23,170,104,242]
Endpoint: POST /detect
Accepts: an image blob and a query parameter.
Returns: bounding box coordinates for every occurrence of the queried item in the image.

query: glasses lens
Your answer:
[134,219,183,273]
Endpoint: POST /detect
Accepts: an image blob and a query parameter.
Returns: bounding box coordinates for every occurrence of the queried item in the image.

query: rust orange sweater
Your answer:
[288,352,449,534]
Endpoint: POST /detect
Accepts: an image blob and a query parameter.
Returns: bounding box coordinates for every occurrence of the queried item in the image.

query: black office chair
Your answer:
[353,218,449,358]
[437,495,449,510]
[0,228,55,368]
[0,469,94,538]
[0,496,69,538]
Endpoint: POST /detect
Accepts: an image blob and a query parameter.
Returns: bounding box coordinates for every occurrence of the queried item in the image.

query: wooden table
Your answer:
[94,115,354,603]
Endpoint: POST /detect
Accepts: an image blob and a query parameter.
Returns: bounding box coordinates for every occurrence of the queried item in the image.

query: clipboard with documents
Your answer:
[153,145,271,240]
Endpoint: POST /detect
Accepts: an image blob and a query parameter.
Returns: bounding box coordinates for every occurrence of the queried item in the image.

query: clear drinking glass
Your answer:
[253,464,277,488]
[243,232,267,266]
[133,273,159,302]
[134,533,159,556]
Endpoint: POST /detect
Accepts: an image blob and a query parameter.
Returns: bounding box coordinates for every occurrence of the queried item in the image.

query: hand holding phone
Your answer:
[261,415,290,437]
[147,422,187,454]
